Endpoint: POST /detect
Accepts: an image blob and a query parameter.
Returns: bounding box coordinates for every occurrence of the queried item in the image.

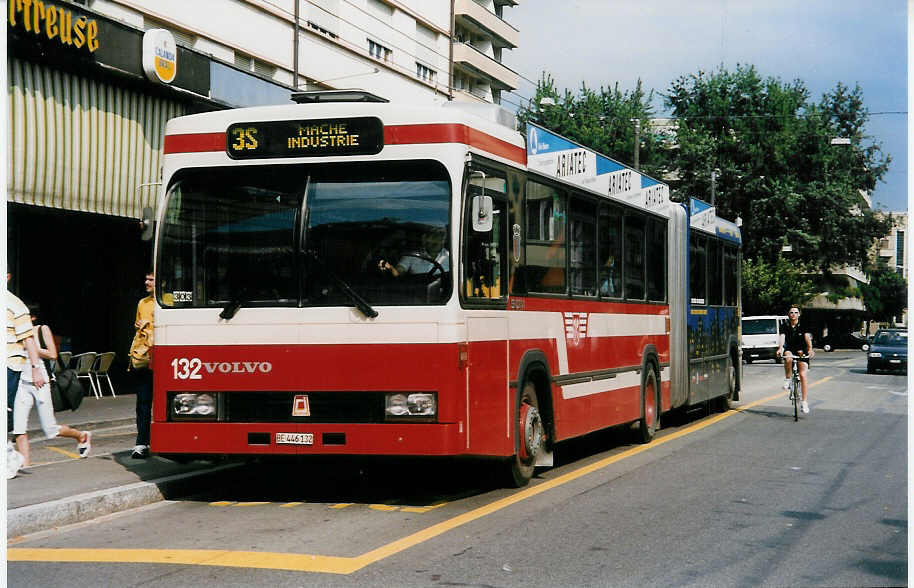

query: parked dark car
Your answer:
[817,332,870,352]
[867,329,907,374]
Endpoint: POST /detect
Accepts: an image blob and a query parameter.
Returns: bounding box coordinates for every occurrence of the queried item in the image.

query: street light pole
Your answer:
[631,118,640,171]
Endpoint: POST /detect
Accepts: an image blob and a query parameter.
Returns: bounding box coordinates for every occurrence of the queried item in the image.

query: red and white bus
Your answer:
[150,90,742,486]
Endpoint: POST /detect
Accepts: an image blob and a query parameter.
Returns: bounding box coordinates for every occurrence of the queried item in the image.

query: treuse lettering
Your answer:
[9,0,100,53]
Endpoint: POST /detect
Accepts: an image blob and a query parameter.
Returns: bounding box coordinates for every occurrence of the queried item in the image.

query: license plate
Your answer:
[276,432,313,445]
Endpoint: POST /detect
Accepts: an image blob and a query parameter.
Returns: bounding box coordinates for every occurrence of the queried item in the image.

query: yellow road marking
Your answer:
[7,548,362,574]
[329,503,352,509]
[369,504,399,512]
[46,447,81,460]
[209,501,236,507]
[9,379,827,574]
[280,502,304,508]
[401,502,448,514]
[234,502,270,507]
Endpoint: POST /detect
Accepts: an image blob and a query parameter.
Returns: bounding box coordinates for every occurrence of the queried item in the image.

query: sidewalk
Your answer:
[7,393,235,538]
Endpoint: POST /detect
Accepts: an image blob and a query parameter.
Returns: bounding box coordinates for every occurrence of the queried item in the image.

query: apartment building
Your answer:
[6,0,521,379]
[875,212,908,279]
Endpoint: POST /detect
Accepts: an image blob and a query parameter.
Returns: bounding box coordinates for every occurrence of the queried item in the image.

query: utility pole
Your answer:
[631,118,640,171]
[293,0,299,89]
[710,168,719,206]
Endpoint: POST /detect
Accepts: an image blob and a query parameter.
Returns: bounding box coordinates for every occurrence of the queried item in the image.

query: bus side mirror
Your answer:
[472,195,493,232]
[140,206,155,241]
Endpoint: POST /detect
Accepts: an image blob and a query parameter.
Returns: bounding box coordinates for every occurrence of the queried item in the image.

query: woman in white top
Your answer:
[12,305,91,466]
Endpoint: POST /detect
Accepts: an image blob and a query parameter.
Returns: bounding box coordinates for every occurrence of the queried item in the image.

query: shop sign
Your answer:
[142,28,177,84]
[8,0,100,53]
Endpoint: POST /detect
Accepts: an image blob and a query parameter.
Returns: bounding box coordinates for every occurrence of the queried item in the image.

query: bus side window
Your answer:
[689,234,707,305]
[624,212,645,301]
[524,181,566,294]
[466,172,507,300]
[708,239,723,306]
[598,204,622,298]
[646,217,667,302]
[569,198,596,296]
[723,246,738,306]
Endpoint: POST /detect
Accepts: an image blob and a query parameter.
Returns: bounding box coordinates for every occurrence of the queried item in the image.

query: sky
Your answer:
[502,0,907,212]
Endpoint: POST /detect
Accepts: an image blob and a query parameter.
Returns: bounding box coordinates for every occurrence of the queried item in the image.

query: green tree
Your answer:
[859,265,908,330]
[741,257,816,315]
[662,65,892,273]
[515,73,663,178]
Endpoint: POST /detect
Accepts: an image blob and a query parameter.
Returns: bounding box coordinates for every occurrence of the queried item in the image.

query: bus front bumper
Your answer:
[150,422,466,456]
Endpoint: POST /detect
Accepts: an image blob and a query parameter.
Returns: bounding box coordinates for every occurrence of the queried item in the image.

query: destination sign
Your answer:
[226,117,383,159]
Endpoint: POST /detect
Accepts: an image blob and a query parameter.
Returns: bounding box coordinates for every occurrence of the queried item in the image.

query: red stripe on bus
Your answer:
[385,124,526,164]
[163,132,226,154]
[163,125,526,163]
[511,297,671,315]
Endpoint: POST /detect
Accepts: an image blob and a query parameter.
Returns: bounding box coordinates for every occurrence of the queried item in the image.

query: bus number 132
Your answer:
[171,357,203,380]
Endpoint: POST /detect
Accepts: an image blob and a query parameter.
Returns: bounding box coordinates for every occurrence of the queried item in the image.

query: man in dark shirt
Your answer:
[776,305,815,413]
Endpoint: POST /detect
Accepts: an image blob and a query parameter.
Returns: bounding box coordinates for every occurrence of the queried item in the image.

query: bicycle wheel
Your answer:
[791,377,799,421]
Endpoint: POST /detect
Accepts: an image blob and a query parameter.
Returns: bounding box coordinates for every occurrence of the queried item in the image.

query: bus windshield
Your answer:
[158,160,452,310]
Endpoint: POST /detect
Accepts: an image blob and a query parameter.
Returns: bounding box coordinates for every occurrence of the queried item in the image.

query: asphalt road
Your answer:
[8,350,907,587]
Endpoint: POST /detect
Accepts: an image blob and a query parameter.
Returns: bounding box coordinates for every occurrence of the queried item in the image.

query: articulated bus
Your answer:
[150,90,741,486]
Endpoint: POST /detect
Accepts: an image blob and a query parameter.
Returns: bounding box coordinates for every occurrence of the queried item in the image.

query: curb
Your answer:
[26,417,137,438]
[8,462,242,538]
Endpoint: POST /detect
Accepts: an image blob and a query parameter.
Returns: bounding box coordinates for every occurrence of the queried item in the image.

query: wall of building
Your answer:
[91,0,457,103]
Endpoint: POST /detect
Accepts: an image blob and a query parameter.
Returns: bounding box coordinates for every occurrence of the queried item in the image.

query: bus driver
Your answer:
[378,227,449,278]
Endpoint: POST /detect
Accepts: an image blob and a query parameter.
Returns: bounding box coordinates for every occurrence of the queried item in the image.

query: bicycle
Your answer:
[784,351,805,421]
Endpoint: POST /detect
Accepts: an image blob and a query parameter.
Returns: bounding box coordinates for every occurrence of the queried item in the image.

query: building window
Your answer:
[896,230,904,267]
[307,20,338,39]
[454,72,472,90]
[368,39,392,62]
[234,52,253,71]
[416,63,436,83]
[143,17,195,47]
[233,52,277,79]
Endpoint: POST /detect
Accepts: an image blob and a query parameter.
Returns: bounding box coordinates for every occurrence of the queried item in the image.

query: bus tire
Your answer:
[505,381,544,487]
[716,355,736,412]
[636,363,659,444]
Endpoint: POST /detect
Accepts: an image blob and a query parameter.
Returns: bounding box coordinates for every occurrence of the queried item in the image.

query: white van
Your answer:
[742,315,788,363]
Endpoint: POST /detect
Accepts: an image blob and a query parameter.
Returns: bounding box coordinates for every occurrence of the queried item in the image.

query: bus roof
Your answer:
[163,99,527,167]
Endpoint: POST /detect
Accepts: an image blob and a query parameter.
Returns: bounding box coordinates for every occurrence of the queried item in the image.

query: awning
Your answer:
[7,56,186,219]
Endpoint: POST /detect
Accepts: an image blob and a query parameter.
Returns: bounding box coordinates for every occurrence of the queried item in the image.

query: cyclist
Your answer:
[776,305,814,414]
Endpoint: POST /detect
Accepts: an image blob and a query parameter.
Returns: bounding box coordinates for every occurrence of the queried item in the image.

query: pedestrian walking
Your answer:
[6,273,40,478]
[11,303,91,466]
[129,270,155,459]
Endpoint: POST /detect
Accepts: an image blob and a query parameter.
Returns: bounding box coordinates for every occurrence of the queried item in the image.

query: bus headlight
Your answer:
[172,393,217,419]
[385,393,436,419]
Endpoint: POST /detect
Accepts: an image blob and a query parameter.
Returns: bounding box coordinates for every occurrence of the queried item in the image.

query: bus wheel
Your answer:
[717,355,736,412]
[506,382,544,487]
[636,366,659,444]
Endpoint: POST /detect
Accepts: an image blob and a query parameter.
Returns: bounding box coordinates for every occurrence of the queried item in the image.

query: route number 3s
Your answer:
[171,357,202,380]
[231,127,258,151]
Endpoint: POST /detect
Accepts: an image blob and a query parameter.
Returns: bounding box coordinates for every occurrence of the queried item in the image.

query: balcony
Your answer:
[454,0,518,48]
[452,41,519,90]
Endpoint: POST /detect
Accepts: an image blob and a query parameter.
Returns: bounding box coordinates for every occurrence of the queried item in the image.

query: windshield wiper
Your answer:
[306,250,378,319]
[219,299,243,320]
